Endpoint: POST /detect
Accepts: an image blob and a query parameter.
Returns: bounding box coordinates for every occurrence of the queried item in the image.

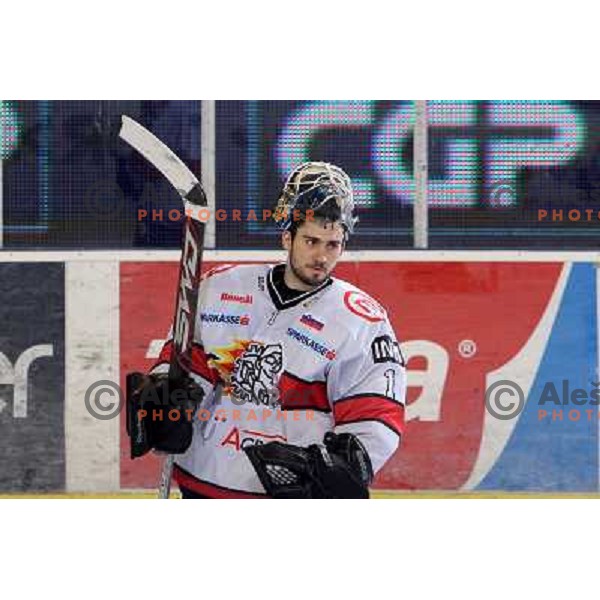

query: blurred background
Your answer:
[2,100,599,251]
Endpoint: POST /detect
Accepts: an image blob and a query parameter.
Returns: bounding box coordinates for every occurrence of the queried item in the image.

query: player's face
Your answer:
[282,219,345,290]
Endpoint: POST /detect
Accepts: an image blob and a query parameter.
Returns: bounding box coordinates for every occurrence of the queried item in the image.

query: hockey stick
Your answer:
[119,115,207,499]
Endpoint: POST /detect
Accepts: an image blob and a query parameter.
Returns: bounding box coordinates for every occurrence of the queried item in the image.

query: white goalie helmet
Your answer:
[274,162,358,235]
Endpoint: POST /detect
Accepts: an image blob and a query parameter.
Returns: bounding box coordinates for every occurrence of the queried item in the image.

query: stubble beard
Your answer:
[288,247,329,289]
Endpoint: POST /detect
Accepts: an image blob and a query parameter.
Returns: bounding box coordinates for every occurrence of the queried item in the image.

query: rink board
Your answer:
[1,491,599,499]
[1,251,599,493]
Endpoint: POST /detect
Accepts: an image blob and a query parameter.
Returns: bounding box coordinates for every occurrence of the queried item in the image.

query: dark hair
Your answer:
[288,197,344,239]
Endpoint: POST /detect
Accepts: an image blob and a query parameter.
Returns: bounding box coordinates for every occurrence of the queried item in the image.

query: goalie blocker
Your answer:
[244,432,374,499]
[126,372,204,458]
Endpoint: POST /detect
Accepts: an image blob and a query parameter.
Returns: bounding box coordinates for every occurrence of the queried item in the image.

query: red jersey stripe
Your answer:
[173,464,268,499]
[333,395,405,436]
[278,371,330,412]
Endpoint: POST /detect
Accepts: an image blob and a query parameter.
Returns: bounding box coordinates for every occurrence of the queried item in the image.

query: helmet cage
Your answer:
[274,162,357,235]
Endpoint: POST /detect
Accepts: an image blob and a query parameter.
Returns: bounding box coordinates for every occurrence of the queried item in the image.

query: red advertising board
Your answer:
[120,261,562,490]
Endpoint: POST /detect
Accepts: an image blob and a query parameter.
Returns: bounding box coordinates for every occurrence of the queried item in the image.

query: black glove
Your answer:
[126,371,204,458]
[244,432,373,499]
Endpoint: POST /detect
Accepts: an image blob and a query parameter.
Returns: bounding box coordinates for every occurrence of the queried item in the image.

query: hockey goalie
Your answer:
[127,162,406,498]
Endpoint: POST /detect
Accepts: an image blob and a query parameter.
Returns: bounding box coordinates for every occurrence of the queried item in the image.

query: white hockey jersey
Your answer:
[152,263,406,498]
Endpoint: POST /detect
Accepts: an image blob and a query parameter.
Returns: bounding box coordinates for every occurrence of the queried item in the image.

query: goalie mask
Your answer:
[274,162,358,236]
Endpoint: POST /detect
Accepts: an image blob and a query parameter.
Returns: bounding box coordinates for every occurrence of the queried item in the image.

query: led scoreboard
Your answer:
[1,100,597,249]
[216,100,591,249]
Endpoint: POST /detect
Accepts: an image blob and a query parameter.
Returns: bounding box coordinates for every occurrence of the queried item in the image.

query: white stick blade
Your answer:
[119,115,198,198]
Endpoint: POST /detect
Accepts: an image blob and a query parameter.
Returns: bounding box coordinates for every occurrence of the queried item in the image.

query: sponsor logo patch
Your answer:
[344,291,385,323]
[286,327,336,360]
[300,314,324,331]
[200,313,250,326]
[220,427,287,452]
[371,335,405,366]
[221,292,253,305]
